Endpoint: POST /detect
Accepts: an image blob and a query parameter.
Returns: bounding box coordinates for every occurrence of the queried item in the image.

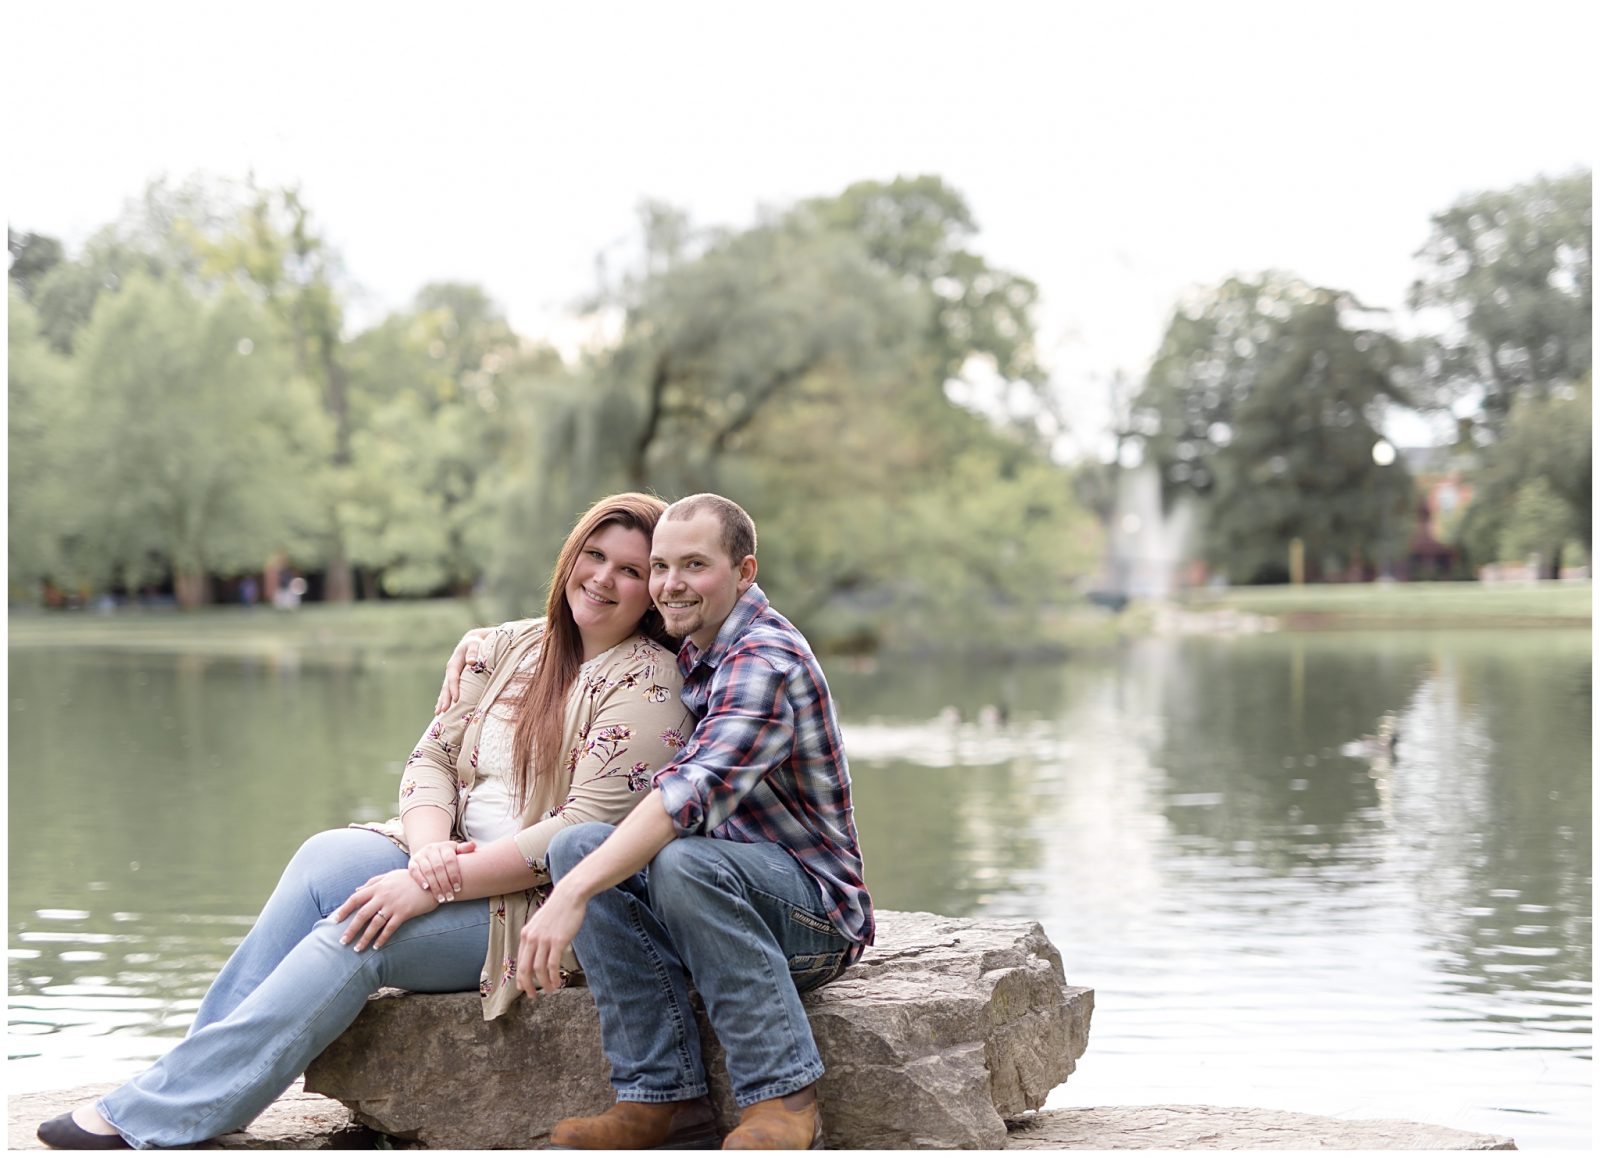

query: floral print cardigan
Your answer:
[358,618,694,1019]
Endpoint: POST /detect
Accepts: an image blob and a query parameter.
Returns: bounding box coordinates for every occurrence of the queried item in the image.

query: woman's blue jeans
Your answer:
[547,823,852,1109]
[96,828,489,1149]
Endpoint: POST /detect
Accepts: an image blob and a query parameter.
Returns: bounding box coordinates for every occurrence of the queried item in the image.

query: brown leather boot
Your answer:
[548,1097,721,1149]
[721,1097,823,1150]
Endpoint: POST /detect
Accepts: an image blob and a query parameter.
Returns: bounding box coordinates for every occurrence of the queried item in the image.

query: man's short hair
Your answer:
[663,493,757,564]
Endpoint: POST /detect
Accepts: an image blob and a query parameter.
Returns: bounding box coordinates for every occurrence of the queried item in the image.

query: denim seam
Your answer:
[739,883,849,957]
[620,893,705,1097]
[715,861,822,1100]
[736,1060,828,1108]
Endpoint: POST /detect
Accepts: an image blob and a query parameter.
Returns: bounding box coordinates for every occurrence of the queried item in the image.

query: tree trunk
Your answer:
[324,546,355,603]
[174,569,212,609]
[1544,542,1564,580]
[628,353,672,489]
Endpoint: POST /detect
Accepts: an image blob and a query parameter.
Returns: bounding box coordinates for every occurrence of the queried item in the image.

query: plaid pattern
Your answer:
[653,584,874,951]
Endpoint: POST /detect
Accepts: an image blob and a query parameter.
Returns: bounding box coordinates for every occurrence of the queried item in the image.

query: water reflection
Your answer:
[831,631,1591,1148]
[7,631,1592,1147]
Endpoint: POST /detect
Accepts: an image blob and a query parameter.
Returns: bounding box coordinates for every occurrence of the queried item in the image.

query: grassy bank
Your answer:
[1176,580,1591,628]
[6,598,491,658]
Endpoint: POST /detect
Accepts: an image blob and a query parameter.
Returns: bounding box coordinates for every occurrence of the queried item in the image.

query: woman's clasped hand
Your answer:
[407,838,477,901]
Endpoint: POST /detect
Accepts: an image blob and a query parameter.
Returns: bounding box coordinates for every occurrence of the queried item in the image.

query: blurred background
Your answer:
[7,0,1592,1148]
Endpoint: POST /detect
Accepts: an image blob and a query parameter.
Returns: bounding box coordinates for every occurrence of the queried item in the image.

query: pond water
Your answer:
[7,628,1592,1147]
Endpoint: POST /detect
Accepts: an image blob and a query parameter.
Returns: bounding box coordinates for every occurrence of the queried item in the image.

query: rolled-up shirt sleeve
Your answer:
[512,667,695,878]
[654,654,796,836]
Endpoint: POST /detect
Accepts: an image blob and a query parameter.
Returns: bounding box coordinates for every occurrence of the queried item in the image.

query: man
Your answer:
[517,493,872,1149]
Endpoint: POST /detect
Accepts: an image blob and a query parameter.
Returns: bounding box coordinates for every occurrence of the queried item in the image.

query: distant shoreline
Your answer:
[7,580,1590,662]
[1170,579,1591,629]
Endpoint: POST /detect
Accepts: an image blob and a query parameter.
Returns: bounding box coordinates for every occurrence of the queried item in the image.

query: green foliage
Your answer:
[7,229,64,301]
[9,174,1097,650]
[7,288,82,593]
[1496,478,1576,564]
[24,176,229,355]
[1410,170,1591,433]
[1133,276,1415,582]
[1408,173,1593,580]
[486,177,1093,645]
[804,175,1045,391]
[341,286,526,596]
[1455,379,1591,574]
[67,274,329,601]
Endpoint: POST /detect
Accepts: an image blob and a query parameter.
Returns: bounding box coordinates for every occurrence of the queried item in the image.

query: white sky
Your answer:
[6,0,1593,457]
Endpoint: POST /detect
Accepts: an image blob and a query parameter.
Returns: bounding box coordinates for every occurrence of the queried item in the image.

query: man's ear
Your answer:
[737,554,758,592]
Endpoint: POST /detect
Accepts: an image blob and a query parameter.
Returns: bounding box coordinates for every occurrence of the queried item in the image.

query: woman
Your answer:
[39,493,695,1150]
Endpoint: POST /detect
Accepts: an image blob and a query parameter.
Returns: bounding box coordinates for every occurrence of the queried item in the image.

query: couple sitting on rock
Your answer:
[39,492,873,1151]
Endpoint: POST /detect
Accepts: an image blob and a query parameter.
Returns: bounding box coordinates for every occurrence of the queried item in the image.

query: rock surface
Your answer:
[305,909,1092,1149]
[7,1081,374,1150]
[1004,1106,1517,1151]
[9,1089,1519,1151]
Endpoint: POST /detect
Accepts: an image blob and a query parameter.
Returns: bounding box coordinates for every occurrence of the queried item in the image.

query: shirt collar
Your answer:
[678,583,769,675]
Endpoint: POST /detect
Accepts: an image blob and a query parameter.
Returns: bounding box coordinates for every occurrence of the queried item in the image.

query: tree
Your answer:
[1455,379,1591,576]
[1410,170,1591,435]
[23,176,229,355]
[587,202,923,492]
[489,178,1097,647]
[804,175,1046,406]
[7,287,84,596]
[1133,275,1416,582]
[341,284,525,596]
[198,184,361,600]
[7,228,64,302]
[67,274,329,606]
[1410,172,1592,579]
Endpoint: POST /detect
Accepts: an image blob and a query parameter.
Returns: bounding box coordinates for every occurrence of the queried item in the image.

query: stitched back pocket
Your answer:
[787,949,848,992]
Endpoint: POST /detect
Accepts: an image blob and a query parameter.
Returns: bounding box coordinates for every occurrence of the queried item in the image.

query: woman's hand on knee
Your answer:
[334,869,440,953]
[408,840,476,901]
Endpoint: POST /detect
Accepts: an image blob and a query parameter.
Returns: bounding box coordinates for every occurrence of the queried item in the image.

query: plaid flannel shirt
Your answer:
[653,583,874,953]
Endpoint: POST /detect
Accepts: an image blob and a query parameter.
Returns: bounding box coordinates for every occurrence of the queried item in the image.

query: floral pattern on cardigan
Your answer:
[356,619,694,1020]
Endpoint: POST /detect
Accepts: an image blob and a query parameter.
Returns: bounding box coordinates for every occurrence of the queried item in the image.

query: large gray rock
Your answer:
[305,909,1092,1149]
[1005,1106,1516,1150]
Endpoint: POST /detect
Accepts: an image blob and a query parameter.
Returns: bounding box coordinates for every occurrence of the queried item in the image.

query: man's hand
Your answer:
[334,869,440,952]
[433,627,495,715]
[408,839,476,901]
[512,791,681,997]
[516,885,587,997]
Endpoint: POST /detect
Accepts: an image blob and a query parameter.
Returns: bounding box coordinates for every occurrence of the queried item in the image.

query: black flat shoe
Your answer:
[36,1111,130,1149]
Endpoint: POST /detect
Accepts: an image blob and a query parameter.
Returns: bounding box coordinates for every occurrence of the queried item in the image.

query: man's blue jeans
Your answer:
[547,823,853,1108]
[96,829,489,1149]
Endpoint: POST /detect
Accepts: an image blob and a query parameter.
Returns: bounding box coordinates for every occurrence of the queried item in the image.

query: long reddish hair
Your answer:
[508,492,675,807]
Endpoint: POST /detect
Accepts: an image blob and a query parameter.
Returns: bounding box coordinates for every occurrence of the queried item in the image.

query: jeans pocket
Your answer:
[787,949,848,993]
